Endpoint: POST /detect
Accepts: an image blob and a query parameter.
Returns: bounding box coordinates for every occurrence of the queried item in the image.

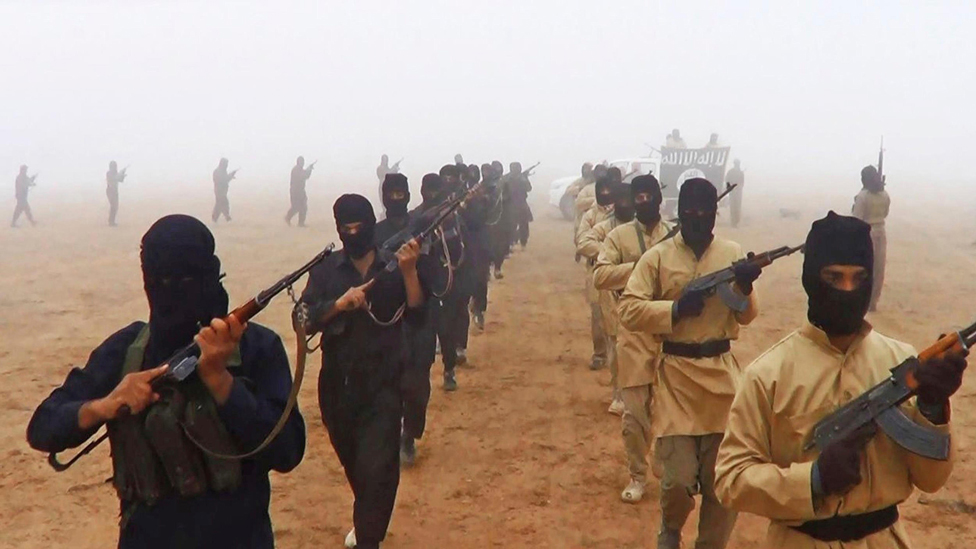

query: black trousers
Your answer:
[513,203,531,247]
[436,289,469,369]
[286,190,307,226]
[320,376,402,547]
[107,187,119,226]
[488,211,512,270]
[212,193,231,222]
[12,197,34,226]
[466,232,491,316]
[402,322,436,440]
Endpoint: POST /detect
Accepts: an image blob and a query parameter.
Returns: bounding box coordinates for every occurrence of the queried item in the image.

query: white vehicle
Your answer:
[548,156,661,220]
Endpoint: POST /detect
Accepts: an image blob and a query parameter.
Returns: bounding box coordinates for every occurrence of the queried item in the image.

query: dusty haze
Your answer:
[1,1,974,202]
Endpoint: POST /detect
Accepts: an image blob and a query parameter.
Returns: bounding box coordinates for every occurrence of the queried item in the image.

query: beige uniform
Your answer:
[619,234,758,548]
[715,323,954,548]
[594,218,673,484]
[576,204,614,364]
[574,183,597,228]
[852,189,890,310]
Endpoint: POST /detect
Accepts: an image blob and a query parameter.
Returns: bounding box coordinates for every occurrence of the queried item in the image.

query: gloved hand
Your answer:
[733,253,761,295]
[815,422,876,497]
[673,290,706,321]
[915,349,968,407]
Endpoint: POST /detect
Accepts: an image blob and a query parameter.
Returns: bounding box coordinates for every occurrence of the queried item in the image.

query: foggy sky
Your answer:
[2,1,974,194]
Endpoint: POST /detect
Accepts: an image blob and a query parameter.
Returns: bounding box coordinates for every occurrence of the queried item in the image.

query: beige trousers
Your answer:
[590,302,607,363]
[870,227,886,310]
[620,385,652,482]
[656,434,737,549]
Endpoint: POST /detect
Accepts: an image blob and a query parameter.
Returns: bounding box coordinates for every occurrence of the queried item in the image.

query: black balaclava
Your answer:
[607,167,623,184]
[382,173,410,219]
[421,173,443,205]
[802,211,874,336]
[466,164,481,189]
[861,165,882,193]
[491,161,503,179]
[631,174,662,226]
[141,215,229,362]
[595,176,614,207]
[678,178,717,253]
[480,163,494,183]
[612,182,634,222]
[334,194,376,259]
[593,164,608,181]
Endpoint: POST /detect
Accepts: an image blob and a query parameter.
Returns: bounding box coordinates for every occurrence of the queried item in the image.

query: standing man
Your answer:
[593,175,673,503]
[212,158,237,223]
[852,165,889,311]
[433,164,470,390]
[462,164,492,332]
[488,162,512,280]
[374,173,439,467]
[27,214,306,548]
[715,212,965,548]
[726,159,744,228]
[298,194,424,549]
[509,162,533,250]
[376,154,402,203]
[705,133,721,148]
[578,181,635,415]
[619,178,762,549]
[285,156,315,227]
[106,161,127,227]
[576,175,615,371]
[11,165,37,228]
[665,129,687,149]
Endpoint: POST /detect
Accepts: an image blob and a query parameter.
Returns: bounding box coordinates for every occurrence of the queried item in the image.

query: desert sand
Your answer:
[2,180,976,548]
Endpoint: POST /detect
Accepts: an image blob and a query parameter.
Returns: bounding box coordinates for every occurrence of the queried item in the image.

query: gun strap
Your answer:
[181,319,308,460]
[634,220,647,255]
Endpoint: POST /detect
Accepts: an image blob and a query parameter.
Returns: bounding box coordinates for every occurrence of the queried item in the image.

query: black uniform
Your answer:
[433,211,470,374]
[374,213,440,441]
[300,247,426,548]
[459,187,491,331]
[511,173,532,248]
[286,163,312,226]
[487,178,512,272]
[12,171,35,227]
[26,322,306,549]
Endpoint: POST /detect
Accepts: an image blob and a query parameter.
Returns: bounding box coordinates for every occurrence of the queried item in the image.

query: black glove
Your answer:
[673,290,706,321]
[915,349,968,407]
[733,253,761,295]
[815,422,876,497]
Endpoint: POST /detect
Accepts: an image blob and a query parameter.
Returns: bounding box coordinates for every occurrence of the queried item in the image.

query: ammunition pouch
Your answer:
[107,325,242,515]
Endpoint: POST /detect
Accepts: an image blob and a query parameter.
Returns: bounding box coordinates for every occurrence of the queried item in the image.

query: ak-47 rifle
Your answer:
[391,158,403,171]
[804,320,976,461]
[521,162,541,177]
[29,174,38,187]
[680,243,805,312]
[47,244,335,472]
[308,160,317,171]
[661,182,738,240]
[878,136,886,188]
[119,166,129,181]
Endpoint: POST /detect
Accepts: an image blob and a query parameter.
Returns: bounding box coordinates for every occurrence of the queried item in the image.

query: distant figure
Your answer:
[106,161,127,226]
[851,165,890,311]
[285,156,315,227]
[705,133,722,148]
[726,159,745,228]
[11,165,37,228]
[665,129,687,149]
[508,162,533,249]
[212,158,237,223]
[376,154,402,202]
[454,153,464,166]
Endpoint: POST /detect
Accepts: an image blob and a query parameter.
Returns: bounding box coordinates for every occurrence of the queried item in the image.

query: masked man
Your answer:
[593,175,673,503]
[576,175,615,371]
[715,212,966,548]
[578,181,634,414]
[619,178,762,549]
[27,214,306,548]
[852,165,890,311]
[298,194,424,549]
[212,158,236,223]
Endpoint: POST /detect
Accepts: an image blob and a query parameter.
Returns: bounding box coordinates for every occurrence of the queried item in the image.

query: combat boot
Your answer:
[443,370,458,392]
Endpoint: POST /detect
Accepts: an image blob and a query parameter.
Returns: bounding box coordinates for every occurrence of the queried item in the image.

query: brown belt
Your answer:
[791,505,898,542]
[661,339,730,359]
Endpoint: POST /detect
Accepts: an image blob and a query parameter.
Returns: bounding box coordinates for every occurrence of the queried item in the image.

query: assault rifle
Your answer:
[308,160,317,171]
[391,158,403,171]
[661,182,738,240]
[521,162,541,177]
[681,243,804,312]
[804,320,976,461]
[47,244,335,471]
[878,136,886,188]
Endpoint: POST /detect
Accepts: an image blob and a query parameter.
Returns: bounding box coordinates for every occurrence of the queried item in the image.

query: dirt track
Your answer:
[2,186,976,548]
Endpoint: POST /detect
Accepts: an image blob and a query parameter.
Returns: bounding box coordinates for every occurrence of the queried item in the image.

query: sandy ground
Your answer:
[2,182,976,548]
